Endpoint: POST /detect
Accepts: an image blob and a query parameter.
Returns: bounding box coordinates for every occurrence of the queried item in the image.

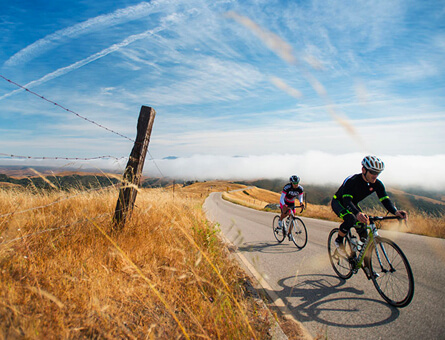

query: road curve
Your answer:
[204,192,445,340]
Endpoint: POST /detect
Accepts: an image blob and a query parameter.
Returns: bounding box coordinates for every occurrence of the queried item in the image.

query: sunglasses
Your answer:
[368,170,381,176]
[292,182,299,185]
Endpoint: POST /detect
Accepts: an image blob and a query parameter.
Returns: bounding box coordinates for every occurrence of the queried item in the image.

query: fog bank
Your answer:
[144,152,445,191]
[2,152,444,191]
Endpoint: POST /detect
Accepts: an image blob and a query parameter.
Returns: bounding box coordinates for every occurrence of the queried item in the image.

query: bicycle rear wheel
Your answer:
[369,237,414,307]
[328,228,354,279]
[290,217,308,249]
[272,215,285,243]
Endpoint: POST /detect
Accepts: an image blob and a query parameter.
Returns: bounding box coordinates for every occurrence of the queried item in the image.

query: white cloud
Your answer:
[140,152,445,191]
[2,152,444,191]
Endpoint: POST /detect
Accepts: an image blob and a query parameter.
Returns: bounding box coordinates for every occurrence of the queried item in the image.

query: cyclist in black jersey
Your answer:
[331,155,407,256]
[278,175,305,231]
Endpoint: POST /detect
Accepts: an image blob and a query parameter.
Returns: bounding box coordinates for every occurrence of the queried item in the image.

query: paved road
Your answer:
[204,192,445,340]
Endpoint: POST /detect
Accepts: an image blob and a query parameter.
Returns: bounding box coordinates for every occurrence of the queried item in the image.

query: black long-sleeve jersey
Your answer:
[333,173,397,216]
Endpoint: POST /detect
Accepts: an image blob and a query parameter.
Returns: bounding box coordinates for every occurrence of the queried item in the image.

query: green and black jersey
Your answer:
[333,173,397,216]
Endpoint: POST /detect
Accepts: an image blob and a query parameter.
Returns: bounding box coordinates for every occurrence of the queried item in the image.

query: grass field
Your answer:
[2,179,442,339]
[1,182,303,339]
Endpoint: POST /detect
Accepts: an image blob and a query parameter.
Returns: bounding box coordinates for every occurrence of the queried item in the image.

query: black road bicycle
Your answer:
[327,215,414,307]
[272,205,307,249]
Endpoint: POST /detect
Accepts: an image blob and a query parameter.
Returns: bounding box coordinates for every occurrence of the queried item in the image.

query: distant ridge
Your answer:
[0,167,444,216]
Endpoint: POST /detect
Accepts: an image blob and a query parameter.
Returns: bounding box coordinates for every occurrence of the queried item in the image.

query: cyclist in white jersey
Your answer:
[278,175,304,229]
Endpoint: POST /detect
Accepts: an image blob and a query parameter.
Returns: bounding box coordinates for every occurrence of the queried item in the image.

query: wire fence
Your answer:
[1,75,135,143]
[0,153,127,161]
[0,75,165,177]
[0,75,168,244]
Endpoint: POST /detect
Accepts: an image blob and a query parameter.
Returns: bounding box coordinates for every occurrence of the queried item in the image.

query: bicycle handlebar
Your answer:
[368,215,408,228]
[289,205,305,216]
[368,215,400,222]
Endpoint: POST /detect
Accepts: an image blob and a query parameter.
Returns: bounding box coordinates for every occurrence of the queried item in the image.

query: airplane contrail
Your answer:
[4,2,158,67]
[0,28,163,101]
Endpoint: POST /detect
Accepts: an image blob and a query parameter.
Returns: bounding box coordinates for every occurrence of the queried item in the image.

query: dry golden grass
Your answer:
[223,187,281,211]
[168,180,247,202]
[0,186,276,339]
[222,186,445,239]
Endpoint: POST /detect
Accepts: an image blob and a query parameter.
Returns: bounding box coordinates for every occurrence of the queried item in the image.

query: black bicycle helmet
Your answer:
[289,175,300,184]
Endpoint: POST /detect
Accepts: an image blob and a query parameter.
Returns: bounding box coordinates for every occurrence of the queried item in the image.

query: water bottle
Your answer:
[356,240,363,252]
[350,236,358,252]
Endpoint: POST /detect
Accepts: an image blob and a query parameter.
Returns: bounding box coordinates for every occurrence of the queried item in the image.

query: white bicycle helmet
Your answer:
[361,155,385,173]
[289,175,300,184]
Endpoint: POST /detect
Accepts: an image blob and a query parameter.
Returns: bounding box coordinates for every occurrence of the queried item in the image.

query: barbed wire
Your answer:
[0,184,117,219]
[1,151,165,178]
[147,151,165,178]
[0,212,111,247]
[0,75,167,180]
[0,75,135,143]
[0,153,127,161]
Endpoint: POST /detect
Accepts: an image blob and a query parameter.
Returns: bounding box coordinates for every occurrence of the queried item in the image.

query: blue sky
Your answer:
[1,0,444,189]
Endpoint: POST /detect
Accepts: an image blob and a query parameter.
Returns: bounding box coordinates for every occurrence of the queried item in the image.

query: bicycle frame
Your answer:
[284,206,303,231]
[352,216,399,277]
[285,205,304,219]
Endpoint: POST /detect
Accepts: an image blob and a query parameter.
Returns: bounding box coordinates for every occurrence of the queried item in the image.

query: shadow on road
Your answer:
[236,241,304,254]
[262,273,401,329]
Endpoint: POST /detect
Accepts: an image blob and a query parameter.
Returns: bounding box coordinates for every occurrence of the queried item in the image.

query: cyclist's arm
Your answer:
[298,185,304,205]
[342,195,361,216]
[280,192,286,206]
[340,175,362,216]
[380,198,397,215]
[375,180,397,215]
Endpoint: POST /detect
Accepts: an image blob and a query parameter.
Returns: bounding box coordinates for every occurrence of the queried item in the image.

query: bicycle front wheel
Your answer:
[290,217,308,249]
[328,228,354,279]
[272,215,285,243]
[369,237,414,307]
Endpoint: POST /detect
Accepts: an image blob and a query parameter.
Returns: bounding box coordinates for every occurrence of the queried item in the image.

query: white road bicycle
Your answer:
[272,205,307,249]
[327,215,414,307]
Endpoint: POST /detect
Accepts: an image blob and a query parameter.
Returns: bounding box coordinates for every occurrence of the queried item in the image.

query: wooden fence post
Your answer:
[113,106,156,231]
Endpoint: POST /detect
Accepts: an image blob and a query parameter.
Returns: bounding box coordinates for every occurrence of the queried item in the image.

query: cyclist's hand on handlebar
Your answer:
[395,210,408,220]
[356,212,369,224]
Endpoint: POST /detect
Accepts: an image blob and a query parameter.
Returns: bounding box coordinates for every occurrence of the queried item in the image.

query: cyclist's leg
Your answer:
[352,204,367,241]
[355,224,368,242]
[279,203,291,220]
[331,199,356,251]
